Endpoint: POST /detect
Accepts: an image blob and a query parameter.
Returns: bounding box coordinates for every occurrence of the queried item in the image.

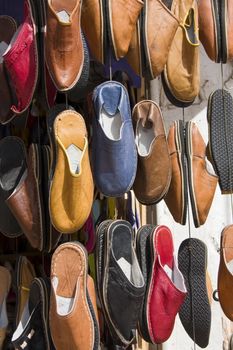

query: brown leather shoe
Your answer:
[0,16,17,124]
[0,266,11,349]
[162,0,200,107]
[107,0,143,60]
[220,0,233,63]
[186,121,218,227]
[133,100,171,204]
[125,20,142,76]
[218,225,233,321]
[50,242,99,350]
[142,0,179,79]
[45,0,88,91]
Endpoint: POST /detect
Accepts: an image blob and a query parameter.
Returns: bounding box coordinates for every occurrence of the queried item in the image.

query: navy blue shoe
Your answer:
[92,81,137,197]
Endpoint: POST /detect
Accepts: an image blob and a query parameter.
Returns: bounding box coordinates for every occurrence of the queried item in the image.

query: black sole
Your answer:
[220,0,227,63]
[178,238,211,349]
[207,89,233,193]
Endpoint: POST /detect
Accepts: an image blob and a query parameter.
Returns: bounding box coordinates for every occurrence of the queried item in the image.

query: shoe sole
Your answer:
[140,0,153,80]
[207,89,233,193]
[220,0,227,63]
[211,0,222,63]
[178,238,211,349]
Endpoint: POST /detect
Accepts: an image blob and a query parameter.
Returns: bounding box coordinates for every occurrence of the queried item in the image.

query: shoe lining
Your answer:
[0,295,8,328]
[52,276,74,316]
[227,260,233,274]
[136,122,155,157]
[66,144,82,174]
[12,303,30,341]
[57,10,70,23]
[3,25,22,56]
[100,109,122,141]
[162,257,187,292]
[185,9,198,45]
[205,158,216,176]
[0,42,8,64]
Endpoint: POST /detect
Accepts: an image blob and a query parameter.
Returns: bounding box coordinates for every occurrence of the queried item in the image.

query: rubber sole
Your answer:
[178,238,211,349]
[207,89,233,193]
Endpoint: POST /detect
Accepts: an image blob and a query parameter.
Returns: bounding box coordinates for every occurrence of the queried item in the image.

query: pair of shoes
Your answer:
[198,0,233,63]
[0,266,11,350]
[132,100,171,205]
[178,238,212,348]
[162,0,200,107]
[96,220,145,347]
[165,120,218,227]
[47,104,94,233]
[207,89,233,194]
[12,277,54,350]
[81,0,143,63]
[137,225,186,344]
[45,0,89,92]
[50,242,99,350]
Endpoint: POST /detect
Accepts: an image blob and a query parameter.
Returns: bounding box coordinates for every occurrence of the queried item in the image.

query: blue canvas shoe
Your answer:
[92,81,137,197]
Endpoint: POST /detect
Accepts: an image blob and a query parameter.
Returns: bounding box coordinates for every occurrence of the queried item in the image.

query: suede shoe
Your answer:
[0,266,11,349]
[132,100,171,205]
[92,81,137,197]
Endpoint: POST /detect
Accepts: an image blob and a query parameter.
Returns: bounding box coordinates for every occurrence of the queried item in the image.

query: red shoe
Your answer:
[147,225,187,344]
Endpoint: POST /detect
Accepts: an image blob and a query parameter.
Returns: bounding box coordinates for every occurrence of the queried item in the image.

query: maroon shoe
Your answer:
[3,0,38,115]
[147,225,187,343]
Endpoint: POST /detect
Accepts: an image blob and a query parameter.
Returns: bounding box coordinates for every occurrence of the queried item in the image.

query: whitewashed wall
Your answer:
[149,46,233,350]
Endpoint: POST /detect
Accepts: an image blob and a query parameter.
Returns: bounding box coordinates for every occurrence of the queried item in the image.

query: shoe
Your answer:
[125,20,142,76]
[92,81,137,197]
[164,120,188,225]
[106,0,143,60]
[132,100,171,204]
[50,242,99,350]
[141,0,179,79]
[162,0,200,107]
[0,266,11,350]
[96,220,145,347]
[220,0,233,63]
[137,225,186,344]
[207,89,233,194]
[3,0,38,114]
[5,142,44,250]
[0,15,17,124]
[12,277,54,350]
[198,0,221,63]
[218,225,233,321]
[45,0,89,91]
[185,121,218,227]
[15,256,36,327]
[178,238,211,348]
[47,105,94,233]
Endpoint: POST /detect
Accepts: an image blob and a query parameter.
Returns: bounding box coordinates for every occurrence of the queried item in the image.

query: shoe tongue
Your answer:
[102,86,122,116]
[57,10,70,23]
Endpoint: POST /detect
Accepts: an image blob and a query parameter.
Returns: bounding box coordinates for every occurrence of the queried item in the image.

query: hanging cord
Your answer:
[183,107,197,350]
[221,63,233,222]
[65,92,69,110]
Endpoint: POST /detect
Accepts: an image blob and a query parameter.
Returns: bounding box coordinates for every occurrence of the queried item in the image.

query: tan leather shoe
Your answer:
[221,0,233,63]
[15,256,36,326]
[162,0,200,107]
[132,100,171,204]
[45,0,87,91]
[0,266,11,349]
[142,0,179,79]
[50,242,99,350]
[185,121,218,227]
[218,225,233,321]
[125,20,142,76]
[107,0,143,60]
[48,107,94,233]
[81,0,105,63]
[164,120,187,225]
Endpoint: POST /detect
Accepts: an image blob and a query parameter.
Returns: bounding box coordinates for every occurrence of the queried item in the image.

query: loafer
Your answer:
[220,0,233,63]
[50,242,99,350]
[0,266,11,349]
[132,100,171,204]
[3,0,38,114]
[178,238,211,348]
[106,0,143,60]
[45,0,89,91]
[0,15,17,124]
[15,256,36,327]
[92,81,137,197]
[95,220,145,347]
[47,105,94,233]
[12,277,54,350]
[125,20,142,76]
[137,225,186,344]
[5,142,44,250]
[141,0,179,79]
[218,225,233,321]
[162,0,200,107]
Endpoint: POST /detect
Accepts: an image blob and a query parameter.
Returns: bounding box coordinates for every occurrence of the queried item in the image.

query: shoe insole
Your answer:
[100,109,122,141]
[12,302,30,341]
[3,25,22,56]
[136,122,155,157]
[50,0,77,14]
[66,144,82,174]
[57,10,70,23]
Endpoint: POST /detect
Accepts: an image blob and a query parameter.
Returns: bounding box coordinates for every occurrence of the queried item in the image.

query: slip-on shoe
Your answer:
[0,266,11,349]
[92,81,137,197]
[95,220,145,346]
[132,100,171,205]
[47,104,94,233]
[50,242,99,350]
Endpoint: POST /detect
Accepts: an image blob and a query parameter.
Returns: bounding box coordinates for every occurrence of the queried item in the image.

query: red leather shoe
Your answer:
[3,0,38,115]
[146,225,187,344]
